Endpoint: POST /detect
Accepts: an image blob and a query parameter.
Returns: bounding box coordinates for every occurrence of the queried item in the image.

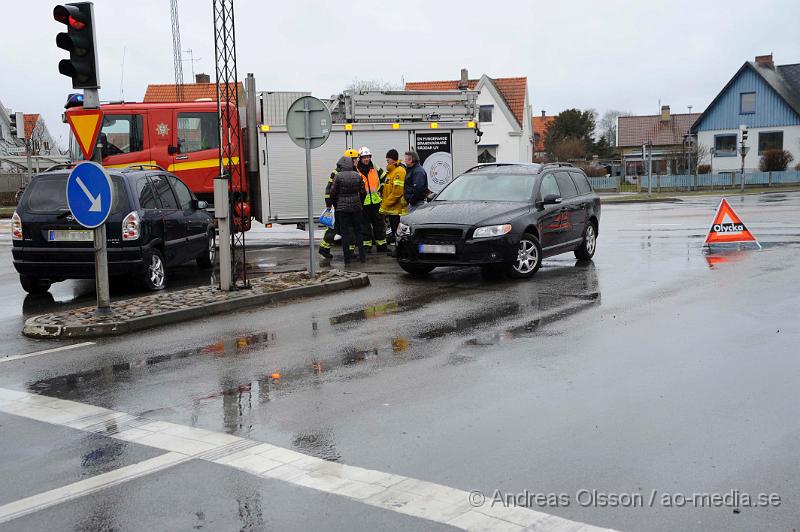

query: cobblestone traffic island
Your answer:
[23,270,369,339]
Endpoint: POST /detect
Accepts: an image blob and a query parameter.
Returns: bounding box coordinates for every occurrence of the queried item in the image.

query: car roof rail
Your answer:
[540,162,576,170]
[121,164,166,172]
[463,162,521,173]
[42,162,78,173]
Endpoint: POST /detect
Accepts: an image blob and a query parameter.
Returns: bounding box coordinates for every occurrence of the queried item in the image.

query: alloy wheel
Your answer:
[585,225,596,255]
[514,239,539,274]
[149,255,165,288]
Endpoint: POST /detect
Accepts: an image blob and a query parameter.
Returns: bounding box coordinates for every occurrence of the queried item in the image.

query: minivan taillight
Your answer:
[122,211,140,240]
[11,212,22,240]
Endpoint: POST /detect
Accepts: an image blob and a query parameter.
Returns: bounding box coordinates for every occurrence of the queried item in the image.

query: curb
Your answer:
[602,197,683,204]
[23,272,370,339]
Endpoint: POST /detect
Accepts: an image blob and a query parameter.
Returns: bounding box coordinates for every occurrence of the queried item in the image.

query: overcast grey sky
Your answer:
[4,0,800,148]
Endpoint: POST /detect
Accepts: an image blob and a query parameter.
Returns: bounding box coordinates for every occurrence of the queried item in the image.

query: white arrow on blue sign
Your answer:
[66,161,114,229]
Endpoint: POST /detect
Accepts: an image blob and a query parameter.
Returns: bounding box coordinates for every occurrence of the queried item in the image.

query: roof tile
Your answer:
[143,82,245,103]
[617,113,701,147]
[405,76,528,126]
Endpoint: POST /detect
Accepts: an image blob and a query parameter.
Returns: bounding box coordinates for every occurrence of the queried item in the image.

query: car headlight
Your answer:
[472,224,512,239]
[397,222,411,237]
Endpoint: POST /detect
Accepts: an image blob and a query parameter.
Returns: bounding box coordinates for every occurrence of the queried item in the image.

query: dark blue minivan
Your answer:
[12,165,216,294]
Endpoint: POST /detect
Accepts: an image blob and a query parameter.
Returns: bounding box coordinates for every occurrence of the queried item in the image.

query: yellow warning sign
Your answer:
[66,109,104,160]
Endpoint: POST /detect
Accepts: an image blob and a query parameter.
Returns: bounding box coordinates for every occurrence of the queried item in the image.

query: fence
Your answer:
[0,173,26,194]
[589,171,800,192]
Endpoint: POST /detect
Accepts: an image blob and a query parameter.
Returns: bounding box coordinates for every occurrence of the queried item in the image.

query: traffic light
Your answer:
[54,3,99,89]
[9,111,24,140]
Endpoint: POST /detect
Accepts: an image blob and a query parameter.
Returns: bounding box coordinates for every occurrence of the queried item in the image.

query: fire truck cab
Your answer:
[87,101,243,204]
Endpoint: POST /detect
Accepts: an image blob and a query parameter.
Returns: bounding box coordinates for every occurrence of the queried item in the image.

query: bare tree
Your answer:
[346,79,403,92]
[597,110,630,147]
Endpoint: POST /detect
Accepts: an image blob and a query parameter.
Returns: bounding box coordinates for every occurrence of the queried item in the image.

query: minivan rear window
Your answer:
[23,174,128,214]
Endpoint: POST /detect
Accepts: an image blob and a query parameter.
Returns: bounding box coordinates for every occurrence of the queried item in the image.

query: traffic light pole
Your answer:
[84,88,112,316]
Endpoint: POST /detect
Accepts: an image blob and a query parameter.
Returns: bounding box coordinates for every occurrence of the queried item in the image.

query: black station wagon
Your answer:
[11,165,216,294]
[396,162,601,278]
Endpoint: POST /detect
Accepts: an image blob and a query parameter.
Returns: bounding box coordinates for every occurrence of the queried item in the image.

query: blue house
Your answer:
[691,54,800,172]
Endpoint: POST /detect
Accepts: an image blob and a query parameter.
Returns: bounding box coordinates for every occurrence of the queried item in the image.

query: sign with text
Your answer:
[415,132,452,193]
[704,198,760,247]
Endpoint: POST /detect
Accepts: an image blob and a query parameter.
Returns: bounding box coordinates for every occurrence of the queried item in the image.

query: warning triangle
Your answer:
[704,198,759,246]
[66,109,104,161]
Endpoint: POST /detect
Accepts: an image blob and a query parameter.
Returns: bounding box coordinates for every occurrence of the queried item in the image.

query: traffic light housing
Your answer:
[54,3,99,89]
[9,111,25,140]
[741,128,748,142]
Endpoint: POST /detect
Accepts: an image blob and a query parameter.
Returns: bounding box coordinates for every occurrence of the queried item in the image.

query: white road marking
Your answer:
[0,342,95,364]
[0,388,615,531]
[0,452,188,524]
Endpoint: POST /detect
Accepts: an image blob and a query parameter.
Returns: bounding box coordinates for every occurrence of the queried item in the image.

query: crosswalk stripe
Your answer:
[0,452,188,524]
[0,387,615,531]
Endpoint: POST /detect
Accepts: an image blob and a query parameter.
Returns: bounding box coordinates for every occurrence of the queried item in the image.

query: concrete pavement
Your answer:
[1,192,799,530]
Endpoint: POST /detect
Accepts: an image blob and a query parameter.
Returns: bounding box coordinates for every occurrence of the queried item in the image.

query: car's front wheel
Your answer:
[574,222,597,261]
[506,233,542,279]
[142,249,166,290]
[399,263,435,276]
[197,232,216,269]
[20,275,51,295]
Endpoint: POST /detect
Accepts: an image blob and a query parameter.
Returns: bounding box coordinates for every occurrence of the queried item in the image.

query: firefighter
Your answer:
[319,148,360,259]
[378,149,407,248]
[355,147,388,252]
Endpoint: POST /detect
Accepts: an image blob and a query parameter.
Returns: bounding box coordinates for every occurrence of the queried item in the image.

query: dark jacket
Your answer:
[323,158,349,209]
[404,162,428,206]
[330,157,366,213]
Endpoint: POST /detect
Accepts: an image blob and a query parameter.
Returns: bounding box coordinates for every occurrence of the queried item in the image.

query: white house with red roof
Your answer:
[406,69,532,163]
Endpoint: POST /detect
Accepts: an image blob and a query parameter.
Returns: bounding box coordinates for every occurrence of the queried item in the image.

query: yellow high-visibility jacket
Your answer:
[379,162,408,216]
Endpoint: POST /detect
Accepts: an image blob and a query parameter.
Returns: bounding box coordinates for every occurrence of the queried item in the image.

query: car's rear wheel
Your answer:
[197,232,216,269]
[506,233,542,279]
[574,222,597,260]
[399,263,435,276]
[20,275,51,295]
[142,249,166,290]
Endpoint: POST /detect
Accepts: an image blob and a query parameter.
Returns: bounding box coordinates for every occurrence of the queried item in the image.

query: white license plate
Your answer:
[48,230,93,242]
[419,244,456,254]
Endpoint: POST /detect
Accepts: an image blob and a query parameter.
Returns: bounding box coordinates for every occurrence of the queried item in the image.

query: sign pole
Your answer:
[303,98,316,278]
[83,87,112,316]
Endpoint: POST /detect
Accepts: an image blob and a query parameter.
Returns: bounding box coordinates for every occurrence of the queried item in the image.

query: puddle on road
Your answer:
[27,330,275,399]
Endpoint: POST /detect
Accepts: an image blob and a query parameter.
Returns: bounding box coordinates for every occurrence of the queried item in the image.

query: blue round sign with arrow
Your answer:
[66,161,114,229]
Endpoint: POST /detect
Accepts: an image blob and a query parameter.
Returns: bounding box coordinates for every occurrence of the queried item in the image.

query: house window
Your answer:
[740,92,756,114]
[478,145,497,163]
[758,131,783,154]
[714,134,737,157]
[479,105,493,123]
[177,112,220,153]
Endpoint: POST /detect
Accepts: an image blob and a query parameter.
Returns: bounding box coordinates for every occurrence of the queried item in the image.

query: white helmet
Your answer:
[358,146,372,157]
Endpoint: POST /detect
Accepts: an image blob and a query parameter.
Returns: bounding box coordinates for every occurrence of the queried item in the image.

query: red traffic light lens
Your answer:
[53,5,86,29]
[69,16,86,30]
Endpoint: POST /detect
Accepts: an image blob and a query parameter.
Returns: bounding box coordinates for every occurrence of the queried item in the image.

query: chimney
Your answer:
[541,110,546,117]
[458,68,469,90]
[195,73,211,84]
[755,53,774,69]
[660,105,670,122]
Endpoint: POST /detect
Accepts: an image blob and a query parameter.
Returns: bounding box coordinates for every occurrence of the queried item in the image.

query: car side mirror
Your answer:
[167,145,179,155]
[536,194,562,209]
[197,200,209,210]
[542,194,562,205]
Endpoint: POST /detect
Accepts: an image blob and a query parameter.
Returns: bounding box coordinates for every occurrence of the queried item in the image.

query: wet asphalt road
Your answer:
[1,192,799,531]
